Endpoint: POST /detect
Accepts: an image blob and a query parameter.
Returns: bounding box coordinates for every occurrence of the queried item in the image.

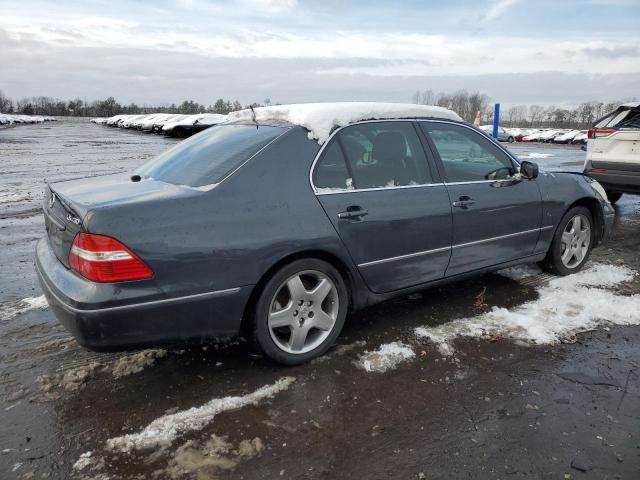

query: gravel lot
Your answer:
[1,119,639,479]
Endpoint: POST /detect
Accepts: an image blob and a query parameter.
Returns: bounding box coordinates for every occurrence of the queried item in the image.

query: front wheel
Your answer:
[252,259,348,365]
[541,206,594,276]
[605,191,622,204]
[507,136,514,143]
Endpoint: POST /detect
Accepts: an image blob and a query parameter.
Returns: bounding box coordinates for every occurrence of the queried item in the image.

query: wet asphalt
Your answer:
[0,119,638,479]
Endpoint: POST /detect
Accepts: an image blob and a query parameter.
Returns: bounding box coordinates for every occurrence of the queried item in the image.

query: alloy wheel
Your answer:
[560,214,591,268]
[267,270,339,354]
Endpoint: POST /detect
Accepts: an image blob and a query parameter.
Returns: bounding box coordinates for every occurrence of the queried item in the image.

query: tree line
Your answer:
[412,89,637,128]
[0,90,272,117]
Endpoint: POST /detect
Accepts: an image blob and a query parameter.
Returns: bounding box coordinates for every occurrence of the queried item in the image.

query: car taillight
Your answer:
[69,233,153,282]
[588,128,616,139]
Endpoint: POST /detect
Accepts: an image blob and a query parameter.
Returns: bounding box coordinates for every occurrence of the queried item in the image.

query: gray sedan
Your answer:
[36,105,614,364]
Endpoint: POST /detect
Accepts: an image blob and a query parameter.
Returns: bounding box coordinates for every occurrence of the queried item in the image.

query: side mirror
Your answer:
[520,160,539,179]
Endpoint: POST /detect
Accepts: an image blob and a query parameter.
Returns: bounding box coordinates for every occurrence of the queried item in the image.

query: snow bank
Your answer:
[106,377,295,452]
[497,263,543,281]
[111,349,167,378]
[355,341,415,372]
[415,264,640,355]
[226,102,462,143]
[0,295,48,321]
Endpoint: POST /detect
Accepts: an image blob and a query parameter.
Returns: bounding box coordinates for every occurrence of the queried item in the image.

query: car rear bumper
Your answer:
[35,238,252,351]
[585,161,640,194]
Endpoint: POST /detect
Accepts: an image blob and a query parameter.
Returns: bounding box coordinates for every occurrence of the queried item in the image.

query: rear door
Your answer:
[313,121,452,293]
[420,121,543,276]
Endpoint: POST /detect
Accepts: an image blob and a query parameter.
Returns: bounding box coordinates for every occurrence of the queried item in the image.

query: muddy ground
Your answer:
[1,119,638,479]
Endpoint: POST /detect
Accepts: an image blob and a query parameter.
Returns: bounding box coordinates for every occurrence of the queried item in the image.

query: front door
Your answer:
[313,121,452,293]
[420,121,542,276]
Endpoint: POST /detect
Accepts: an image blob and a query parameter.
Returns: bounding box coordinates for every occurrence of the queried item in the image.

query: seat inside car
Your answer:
[356,130,418,187]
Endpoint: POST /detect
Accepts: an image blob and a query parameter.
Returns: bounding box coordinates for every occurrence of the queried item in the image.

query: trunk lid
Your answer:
[44,173,187,267]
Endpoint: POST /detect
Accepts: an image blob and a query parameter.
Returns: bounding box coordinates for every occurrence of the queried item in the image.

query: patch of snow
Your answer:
[226,102,462,143]
[0,192,29,203]
[106,377,295,452]
[497,263,543,281]
[73,452,93,471]
[517,152,553,159]
[415,264,640,355]
[111,349,167,378]
[166,435,263,479]
[0,295,48,321]
[355,341,415,372]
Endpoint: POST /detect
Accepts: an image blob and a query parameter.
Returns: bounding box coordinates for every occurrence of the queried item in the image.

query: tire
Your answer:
[252,258,349,365]
[541,206,594,276]
[507,136,514,143]
[605,191,622,204]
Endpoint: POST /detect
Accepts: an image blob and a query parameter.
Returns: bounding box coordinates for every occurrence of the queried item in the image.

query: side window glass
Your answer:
[338,122,432,189]
[313,139,353,192]
[421,122,515,182]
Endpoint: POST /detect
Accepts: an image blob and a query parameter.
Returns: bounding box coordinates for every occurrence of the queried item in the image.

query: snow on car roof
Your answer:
[225,102,462,143]
[621,102,640,108]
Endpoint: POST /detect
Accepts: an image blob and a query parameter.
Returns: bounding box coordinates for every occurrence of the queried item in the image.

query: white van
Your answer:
[583,102,640,203]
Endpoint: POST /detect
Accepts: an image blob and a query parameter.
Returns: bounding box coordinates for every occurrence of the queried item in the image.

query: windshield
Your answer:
[137,124,287,188]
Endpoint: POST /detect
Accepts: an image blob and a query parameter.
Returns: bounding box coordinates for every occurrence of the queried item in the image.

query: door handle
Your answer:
[452,196,475,208]
[338,206,368,220]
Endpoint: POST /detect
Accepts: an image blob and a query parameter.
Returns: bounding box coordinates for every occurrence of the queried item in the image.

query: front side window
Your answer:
[137,124,287,188]
[421,122,515,182]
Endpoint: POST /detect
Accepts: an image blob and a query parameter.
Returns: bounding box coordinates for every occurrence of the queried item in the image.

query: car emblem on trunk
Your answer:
[48,193,56,208]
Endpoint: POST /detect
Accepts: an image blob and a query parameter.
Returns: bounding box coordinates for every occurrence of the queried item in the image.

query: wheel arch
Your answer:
[239,249,358,338]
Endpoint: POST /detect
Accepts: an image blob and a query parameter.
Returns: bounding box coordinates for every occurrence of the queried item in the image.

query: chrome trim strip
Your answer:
[452,227,541,249]
[444,180,496,186]
[358,246,451,268]
[36,265,242,314]
[316,183,445,196]
[309,118,521,194]
[357,226,549,268]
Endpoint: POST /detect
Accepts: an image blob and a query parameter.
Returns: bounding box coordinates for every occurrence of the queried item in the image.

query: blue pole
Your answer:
[492,103,500,139]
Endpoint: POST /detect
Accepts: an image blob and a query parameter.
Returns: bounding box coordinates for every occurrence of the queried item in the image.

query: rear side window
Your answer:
[339,121,432,189]
[313,141,353,191]
[137,124,286,188]
[421,122,515,182]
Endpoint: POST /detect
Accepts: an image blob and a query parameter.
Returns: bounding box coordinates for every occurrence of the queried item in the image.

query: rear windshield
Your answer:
[137,124,287,188]
[594,107,640,129]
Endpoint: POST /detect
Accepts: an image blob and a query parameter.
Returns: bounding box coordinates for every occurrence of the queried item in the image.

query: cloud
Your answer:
[582,45,640,58]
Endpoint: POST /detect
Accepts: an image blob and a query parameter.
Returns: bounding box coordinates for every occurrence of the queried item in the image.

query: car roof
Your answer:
[225,102,462,144]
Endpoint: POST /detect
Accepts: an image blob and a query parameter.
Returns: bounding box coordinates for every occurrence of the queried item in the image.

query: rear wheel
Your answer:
[252,259,348,365]
[605,191,622,204]
[541,206,594,276]
[507,136,514,143]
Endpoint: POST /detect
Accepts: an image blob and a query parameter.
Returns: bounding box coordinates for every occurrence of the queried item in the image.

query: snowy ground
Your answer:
[1,119,639,479]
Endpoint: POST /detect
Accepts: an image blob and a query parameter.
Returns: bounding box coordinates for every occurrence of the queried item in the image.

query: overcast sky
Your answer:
[1,0,639,107]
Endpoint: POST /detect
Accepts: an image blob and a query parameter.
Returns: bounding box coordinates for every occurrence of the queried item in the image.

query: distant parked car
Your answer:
[162,113,228,137]
[522,130,545,142]
[583,102,640,203]
[553,130,581,144]
[36,102,614,364]
[538,129,562,143]
[572,131,588,145]
[479,125,514,142]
